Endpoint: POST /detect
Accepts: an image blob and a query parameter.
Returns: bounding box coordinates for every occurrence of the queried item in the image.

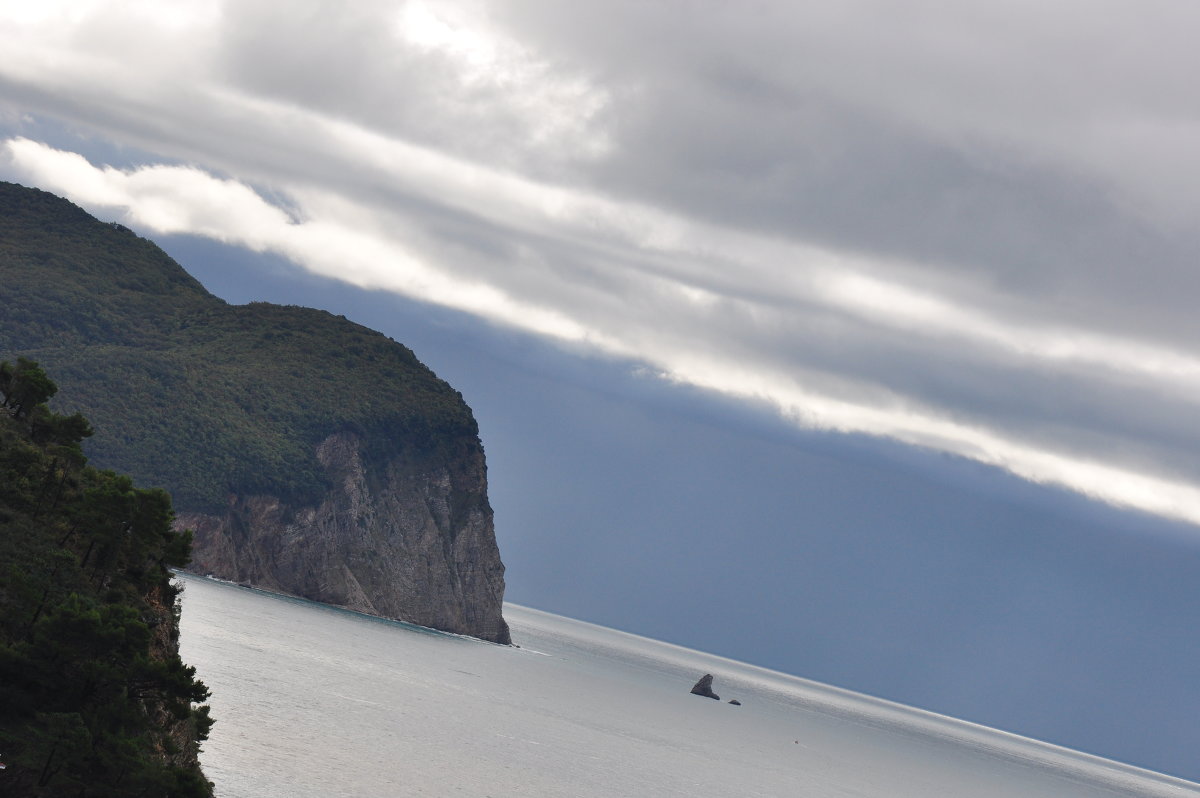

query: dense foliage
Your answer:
[0,360,213,797]
[0,182,480,512]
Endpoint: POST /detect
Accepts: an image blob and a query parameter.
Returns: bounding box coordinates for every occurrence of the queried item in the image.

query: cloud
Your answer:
[2,1,1200,524]
[8,134,1200,525]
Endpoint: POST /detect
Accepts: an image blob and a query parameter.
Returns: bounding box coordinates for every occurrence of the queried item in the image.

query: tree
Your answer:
[0,363,213,796]
[0,358,58,419]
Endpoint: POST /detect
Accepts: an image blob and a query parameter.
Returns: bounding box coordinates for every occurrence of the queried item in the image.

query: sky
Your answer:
[2,0,1200,781]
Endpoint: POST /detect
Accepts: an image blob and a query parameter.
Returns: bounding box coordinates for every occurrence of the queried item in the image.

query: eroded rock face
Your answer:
[178,431,510,644]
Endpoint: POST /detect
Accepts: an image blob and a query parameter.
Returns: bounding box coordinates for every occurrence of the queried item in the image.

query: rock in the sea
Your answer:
[728,699,741,706]
[690,673,721,700]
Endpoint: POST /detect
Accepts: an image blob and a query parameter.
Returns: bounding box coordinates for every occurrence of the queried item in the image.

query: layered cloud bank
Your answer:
[2,0,1199,523]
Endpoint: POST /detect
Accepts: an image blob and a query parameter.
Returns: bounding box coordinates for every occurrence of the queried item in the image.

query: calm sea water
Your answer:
[176,573,1198,797]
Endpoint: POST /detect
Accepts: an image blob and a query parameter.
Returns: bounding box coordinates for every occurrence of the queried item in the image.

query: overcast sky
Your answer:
[4,0,1200,524]
[4,0,1200,779]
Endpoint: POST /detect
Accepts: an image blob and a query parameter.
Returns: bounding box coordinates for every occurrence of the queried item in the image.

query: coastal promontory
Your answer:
[0,181,510,643]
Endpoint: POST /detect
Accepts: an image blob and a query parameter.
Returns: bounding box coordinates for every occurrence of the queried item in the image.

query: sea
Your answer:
[175,573,1199,798]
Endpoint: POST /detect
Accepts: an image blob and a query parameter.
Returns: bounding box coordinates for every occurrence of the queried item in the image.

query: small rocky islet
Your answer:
[690,673,741,705]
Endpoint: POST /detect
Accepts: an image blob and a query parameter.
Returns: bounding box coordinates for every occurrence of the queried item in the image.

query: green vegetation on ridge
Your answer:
[0,359,213,797]
[0,182,481,512]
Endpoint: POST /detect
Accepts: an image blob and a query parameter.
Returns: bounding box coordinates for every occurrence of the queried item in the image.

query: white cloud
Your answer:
[2,136,612,346]
[392,0,611,159]
[817,271,1200,393]
[9,134,1200,524]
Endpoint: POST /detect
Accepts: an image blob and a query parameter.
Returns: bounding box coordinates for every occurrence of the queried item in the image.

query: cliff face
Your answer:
[178,431,511,643]
[145,581,212,775]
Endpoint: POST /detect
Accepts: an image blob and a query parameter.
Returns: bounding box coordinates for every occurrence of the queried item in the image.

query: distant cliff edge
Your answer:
[177,429,510,643]
[0,181,510,643]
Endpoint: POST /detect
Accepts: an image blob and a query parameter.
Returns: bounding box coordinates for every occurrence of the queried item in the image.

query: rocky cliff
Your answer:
[0,181,511,644]
[178,430,510,643]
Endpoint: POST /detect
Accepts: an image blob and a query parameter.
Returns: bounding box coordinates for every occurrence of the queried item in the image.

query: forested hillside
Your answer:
[0,181,479,513]
[0,358,212,797]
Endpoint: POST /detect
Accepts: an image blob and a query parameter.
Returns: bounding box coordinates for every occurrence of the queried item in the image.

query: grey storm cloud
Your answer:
[501,0,1200,327]
[2,0,1200,522]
